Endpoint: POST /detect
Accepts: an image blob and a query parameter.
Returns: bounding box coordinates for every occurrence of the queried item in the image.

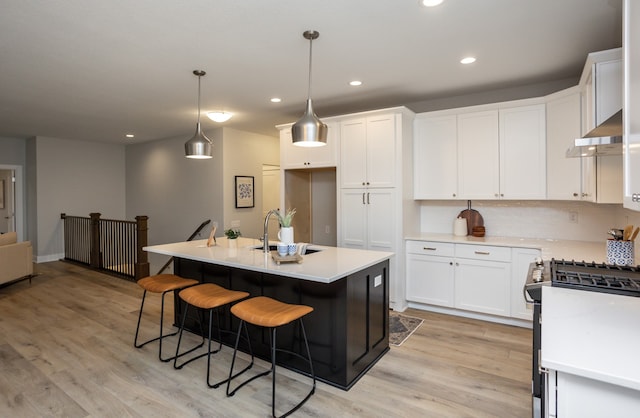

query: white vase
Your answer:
[278,226,294,244]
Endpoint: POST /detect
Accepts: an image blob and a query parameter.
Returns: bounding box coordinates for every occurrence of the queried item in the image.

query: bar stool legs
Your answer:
[134,274,199,362]
[226,296,316,418]
[172,283,250,388]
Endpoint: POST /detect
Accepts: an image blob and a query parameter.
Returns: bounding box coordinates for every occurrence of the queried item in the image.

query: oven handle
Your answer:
[523,284,535,305]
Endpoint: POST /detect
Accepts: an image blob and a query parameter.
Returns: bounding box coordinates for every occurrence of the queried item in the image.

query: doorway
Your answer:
[262,164,281,239]
[0,165,24,241]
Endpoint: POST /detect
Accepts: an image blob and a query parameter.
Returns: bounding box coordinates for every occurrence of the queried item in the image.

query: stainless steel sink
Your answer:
[250,244,322,255]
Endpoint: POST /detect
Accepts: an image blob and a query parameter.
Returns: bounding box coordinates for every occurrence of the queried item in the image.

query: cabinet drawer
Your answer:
[455,244,511,262]
[406,240,455,257]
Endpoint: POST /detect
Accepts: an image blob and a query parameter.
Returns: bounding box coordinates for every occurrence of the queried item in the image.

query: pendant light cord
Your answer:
[196,74,202,125]
[307,37,313,100]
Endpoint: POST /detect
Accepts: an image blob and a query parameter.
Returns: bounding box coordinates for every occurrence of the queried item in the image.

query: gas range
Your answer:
[525,258,640,302]
[551,259,640,297]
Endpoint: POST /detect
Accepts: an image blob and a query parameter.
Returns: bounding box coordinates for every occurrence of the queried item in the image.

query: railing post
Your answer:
[135,215,150,280]
[89,213,101,269]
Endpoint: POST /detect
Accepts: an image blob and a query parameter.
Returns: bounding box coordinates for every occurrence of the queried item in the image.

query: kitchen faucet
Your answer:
[263,209,278,254]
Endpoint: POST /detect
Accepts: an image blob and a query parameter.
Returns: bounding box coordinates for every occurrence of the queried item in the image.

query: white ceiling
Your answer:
[0,0,622,144]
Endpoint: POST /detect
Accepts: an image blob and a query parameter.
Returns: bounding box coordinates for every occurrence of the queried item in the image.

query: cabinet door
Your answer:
[455,258,511,316]
[413,115,458,199]
[581,156,597,202]
[339,189,367,249]
[546,91,582,200]
[366,189,395,251]
[340,118,367,188]
[623,0,640,211]
[511,248,540,320]
[406,253,455,307]
[457,110,500,199]
[596,155,623,204]
[499,104,546,199]
[366,114,396,188]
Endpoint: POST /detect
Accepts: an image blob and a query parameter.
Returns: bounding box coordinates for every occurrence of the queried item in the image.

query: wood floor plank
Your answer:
[0,261,533,417]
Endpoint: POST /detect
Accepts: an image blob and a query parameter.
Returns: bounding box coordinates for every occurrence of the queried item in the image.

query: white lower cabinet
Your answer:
[406,241,520,318]
[453,244,511,316]
[405,241,455,307]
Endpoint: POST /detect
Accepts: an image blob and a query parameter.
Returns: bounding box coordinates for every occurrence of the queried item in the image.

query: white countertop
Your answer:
[405,232,607,263]
[541,286,640,391]
[144,237,393,284]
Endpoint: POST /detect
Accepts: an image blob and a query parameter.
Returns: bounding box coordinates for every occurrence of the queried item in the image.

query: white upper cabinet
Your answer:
[623,0,640,211]
[278,122,338,169]
[340,114,396,188]
[546,88,583,200]
[457,110,500,199]
[499,104,546,199]
[414,101,546,200]
[413,115,458,199]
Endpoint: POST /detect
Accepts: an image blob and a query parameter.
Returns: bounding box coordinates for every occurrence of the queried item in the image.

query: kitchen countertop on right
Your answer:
[405,233,611,263]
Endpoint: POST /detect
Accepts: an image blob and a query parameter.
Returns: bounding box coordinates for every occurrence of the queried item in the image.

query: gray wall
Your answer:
[126,127,279,273]
[29,137,126,260]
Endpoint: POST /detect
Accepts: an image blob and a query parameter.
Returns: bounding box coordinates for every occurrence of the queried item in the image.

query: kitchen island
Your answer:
[144,237,393,390]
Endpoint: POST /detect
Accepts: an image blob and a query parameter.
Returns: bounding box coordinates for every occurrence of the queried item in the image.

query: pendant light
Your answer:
[185,70,213,159]
[291,30,327,147]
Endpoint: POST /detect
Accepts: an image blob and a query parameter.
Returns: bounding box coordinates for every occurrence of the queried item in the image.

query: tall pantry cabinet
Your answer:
[338,107,417,310]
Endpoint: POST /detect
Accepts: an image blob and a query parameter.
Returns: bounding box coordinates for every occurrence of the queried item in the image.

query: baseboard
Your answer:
[407,301,533,329]
[36,253,65,263]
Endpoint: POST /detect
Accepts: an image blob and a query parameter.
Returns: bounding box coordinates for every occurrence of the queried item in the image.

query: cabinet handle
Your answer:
[474,251,490,255]
[494,193,499,198]
[367,193,370,204]
[362,182,366,186]
[449,261,453,265]
[422,247,437,251]
[452,193,456,197]
[362,193,366,204]
[366,182,370,186]
[573,192,579,197]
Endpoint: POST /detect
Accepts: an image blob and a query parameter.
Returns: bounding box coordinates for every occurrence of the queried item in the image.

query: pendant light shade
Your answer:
[291,30,327,147]
[185,70,213,159]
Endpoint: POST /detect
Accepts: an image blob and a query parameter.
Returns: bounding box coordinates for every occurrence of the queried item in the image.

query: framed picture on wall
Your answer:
[235,176,254,208]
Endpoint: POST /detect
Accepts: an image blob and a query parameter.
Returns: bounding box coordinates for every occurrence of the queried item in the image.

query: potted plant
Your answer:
[276,208,296,228]
[224,228,241,239]
[276,208,296,244]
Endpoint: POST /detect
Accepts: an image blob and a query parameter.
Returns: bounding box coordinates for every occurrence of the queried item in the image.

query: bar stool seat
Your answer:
[173,283,250,388]
[134,274,199,362]
[227,296,316,418]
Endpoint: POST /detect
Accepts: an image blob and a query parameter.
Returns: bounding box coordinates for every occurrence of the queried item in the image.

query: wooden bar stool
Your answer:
[226,296,316,418]
[173,283,250,388]
[134,274,199,362]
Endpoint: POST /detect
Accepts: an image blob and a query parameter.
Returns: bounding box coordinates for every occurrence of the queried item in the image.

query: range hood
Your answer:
[566,109,622,157]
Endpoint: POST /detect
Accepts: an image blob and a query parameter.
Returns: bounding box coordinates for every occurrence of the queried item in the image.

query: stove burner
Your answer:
[550,258,640,297]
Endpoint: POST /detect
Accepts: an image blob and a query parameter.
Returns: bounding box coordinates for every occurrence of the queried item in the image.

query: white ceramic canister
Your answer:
[454,217,467,236]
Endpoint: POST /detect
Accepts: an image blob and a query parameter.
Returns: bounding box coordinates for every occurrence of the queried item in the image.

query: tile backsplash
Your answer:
[419,200,640,243]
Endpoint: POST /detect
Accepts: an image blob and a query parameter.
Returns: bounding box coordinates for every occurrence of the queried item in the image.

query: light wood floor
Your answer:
[0,262,533,417]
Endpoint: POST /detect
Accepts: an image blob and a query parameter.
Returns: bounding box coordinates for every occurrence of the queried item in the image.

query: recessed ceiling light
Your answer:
[349,80,363,86]
[270,97,282,103]
[421,0,444,7]
[125,134,134,138]
[207,111,233,122]
[460,56,476,64]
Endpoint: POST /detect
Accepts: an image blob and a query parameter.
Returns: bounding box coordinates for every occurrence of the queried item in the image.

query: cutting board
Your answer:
[458,200,484,235]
